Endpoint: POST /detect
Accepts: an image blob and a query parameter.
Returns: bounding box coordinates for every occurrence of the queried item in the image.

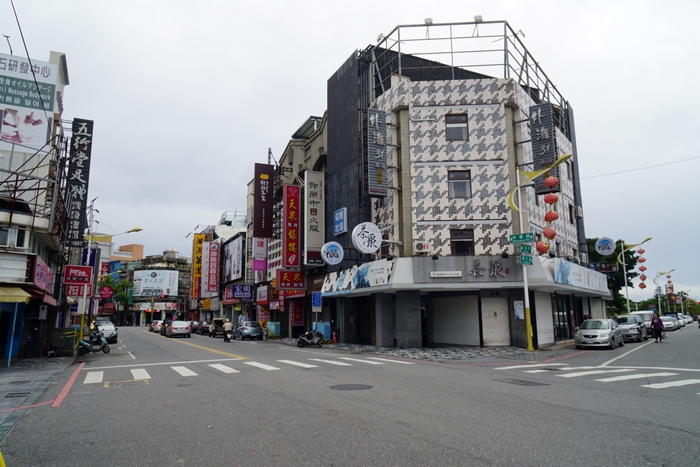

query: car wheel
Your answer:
[619,337,624,347]
[259,335,263,341]
[609,337,615,350]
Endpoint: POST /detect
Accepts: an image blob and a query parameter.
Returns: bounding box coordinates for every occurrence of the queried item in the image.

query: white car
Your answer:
[682,314,693,325]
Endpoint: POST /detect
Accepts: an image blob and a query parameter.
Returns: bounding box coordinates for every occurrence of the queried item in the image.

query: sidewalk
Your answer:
[0,356,75,442]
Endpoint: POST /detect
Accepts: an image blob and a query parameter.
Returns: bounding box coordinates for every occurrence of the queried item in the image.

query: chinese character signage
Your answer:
[277,269,306,291]
[207,241,219,293]
[363,109,388,197]
[132,270,179,297]
[253,163,274,238]
[304,171,325,266]
[32,255,54,294]
[283,185,301,268]
[191,233,205,299]
[64,265,92,285]
[529,103,560,195]
[351,222,382,254]
[289,301,303,326]
[65,118,94,248]
[334,207,347,236]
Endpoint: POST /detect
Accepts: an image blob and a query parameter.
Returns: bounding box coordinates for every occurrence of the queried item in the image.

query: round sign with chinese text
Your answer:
[321,242,344,265]
[595,237,615,256]
[351,222,382,254]
[99,286,114,299]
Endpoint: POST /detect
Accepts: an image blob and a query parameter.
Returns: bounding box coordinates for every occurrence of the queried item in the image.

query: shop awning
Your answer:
[0,286,32,304]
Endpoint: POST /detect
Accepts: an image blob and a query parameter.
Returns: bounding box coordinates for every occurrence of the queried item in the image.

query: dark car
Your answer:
[161,318,175,335]
[188,321,199,333]
[97,323,118,344]
[196,321,210,335]
[233,321,264,341]
[614,314,648,342]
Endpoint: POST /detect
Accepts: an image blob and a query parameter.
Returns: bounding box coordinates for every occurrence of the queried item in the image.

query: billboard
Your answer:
[253,163,274,238]
[191,233,205,299]
[304,171,325,266]
[66,119,95,248]
[529,103,561,195]
[363,109,388,197]
[133,270,179,297]
[283,185,301,268]
[223,236,244,282]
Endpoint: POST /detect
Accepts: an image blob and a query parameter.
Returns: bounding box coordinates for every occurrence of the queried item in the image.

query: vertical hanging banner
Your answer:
[529,103,560,195]
[289,301,304,326]
[363,109,388,198]
[283,185,301,268]
[207,241,220,293]
[254,163,274,238]
[66,119,94,247]
[191,233,205,299]
[304,171,325,266]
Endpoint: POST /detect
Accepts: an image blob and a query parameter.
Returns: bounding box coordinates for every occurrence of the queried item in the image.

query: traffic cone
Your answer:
[331,331,337,344]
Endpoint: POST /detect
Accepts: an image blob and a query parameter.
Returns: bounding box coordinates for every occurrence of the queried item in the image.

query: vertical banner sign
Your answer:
[364,109,388,197]
[254,163,274,238]
[66,119,94,247]
[191,233,205,299]
[253,237,267,284]
[289,301,304,326]
[207,241,219,293]
[304,171,325,266]
[283,185,301,268]
[529,103,560,195]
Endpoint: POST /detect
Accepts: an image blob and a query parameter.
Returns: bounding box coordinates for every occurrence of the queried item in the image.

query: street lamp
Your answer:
[616,237,652,315]
[653,269,674,315]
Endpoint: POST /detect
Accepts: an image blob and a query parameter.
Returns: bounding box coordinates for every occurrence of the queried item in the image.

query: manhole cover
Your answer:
[494,378,549,387]
[5,392,30,398]
[330,384,373,391]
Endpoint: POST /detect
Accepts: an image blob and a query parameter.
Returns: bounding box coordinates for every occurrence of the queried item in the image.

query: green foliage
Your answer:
[586,237,641,315]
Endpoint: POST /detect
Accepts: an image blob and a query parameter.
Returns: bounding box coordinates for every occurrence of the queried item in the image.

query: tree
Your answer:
[97,274,133,321]
[586,238,641,315]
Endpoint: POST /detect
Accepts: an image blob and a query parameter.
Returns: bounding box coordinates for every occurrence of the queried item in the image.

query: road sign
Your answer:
[520,244,532,254]
[520,254,533,266]
[312,291,322,312]
[509,233,534,244]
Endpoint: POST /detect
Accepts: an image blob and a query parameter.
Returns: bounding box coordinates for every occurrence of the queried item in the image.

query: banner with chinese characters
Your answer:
[66,119,94,247]
[253,163,274,238]
[191,233,205,299]
[289,301,304,326]
[283,185,301,268]
[304,171,325,266]
[207,241,220,293]
[276,269,306,291]
[363,109,388,197]
[529,103,560,195]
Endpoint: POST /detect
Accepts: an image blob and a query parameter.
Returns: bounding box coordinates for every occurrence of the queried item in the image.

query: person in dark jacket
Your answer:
[651,313,664,342]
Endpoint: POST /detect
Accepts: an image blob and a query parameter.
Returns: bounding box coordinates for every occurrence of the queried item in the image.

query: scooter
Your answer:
[223,329,233,342]
[297,328,323,348]
[77,330,110,356]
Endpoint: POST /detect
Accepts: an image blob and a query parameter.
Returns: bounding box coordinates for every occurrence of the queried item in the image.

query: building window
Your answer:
[450,229,475,256]
[448,171,472,199]
[445,114,469,141]
[0,227,27,248]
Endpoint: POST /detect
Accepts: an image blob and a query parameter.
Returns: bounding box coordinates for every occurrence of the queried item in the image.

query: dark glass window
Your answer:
[445,114,469,141]
[448,171,472,199]
[450,229,475,256]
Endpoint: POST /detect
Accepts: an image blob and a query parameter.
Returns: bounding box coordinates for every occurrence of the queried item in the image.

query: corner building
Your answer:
[321,20,610,349]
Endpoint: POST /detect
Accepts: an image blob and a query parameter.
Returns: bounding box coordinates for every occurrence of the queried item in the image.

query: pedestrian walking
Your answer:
[651,313,664,342]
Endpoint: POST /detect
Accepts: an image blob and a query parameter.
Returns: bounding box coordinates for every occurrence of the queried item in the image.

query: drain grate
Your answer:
[495,378,549,387]
[330,384,373,391]
[5,392,31,398]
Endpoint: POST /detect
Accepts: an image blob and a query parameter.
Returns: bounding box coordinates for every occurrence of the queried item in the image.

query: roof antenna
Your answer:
[3,35,11,55]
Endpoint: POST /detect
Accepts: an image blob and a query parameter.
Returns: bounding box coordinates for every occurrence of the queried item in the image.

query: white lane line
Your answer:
[172,366,198,377]
[599,340,655,367]
[209,364,240,374]
[557,369,634,378]
[131,369,151,380]
[495,363,569,370]
[244,362,280,371]
[83,371,103,384]
[309,358,352,366]
[277,360,318,369]
[128,351,136,359]
[524,369,550,373]
[641,379,700,389]
[366,357,415,364]
[338,357,384,365]
[83,358,242,371]
[596,372,678,383]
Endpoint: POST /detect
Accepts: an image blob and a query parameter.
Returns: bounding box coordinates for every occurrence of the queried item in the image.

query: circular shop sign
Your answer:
[351,222,382,254]
[321,242,344,265]
[99,286,114,299]
[595,237,616,256]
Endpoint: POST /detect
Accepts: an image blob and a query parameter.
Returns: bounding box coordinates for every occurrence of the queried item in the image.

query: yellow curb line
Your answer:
[143,329,248,359]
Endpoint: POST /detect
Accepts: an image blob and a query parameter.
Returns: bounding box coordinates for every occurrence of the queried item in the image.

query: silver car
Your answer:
[574,319,624,350]
[613,314,648,342]
[232,321,264,341]
[165,320,192,338]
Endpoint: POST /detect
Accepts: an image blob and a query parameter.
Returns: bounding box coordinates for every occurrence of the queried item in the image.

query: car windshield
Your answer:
[100,324,115,330]
[661,317,673,322]
[615,316,635,324]
[246,322,260,327]
[633,312,652,320]
[580,320,609,330]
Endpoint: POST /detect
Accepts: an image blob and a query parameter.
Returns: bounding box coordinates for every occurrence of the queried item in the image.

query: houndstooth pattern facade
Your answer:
[372,76,578,259]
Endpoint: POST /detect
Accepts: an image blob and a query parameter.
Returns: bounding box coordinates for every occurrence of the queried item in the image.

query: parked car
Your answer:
[614,314,648,342]
[660,316,677,331]
[196,321,210,335]
[165,320,192,338]
[232,321,264,341]
[188,321,199,333]
[630,311,653,332]
[682,314,692,325]
[574,319,623,350]
[151,320,163,333]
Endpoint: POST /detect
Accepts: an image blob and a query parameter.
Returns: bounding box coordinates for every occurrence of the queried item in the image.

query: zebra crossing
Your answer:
[82,355,414,385]
[494,363,700,392]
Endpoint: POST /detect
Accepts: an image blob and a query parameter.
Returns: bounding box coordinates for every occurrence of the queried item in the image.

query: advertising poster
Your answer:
[283,184,301,268]
[223,236,243,282]
[304,171,325,266]
[289,301,303,326]
[253,163,274,238]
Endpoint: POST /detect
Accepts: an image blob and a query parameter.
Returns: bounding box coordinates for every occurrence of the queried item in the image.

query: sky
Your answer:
[1,0,698,303]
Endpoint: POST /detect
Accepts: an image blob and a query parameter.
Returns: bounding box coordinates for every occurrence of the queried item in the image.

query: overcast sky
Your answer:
[1,0,698,302]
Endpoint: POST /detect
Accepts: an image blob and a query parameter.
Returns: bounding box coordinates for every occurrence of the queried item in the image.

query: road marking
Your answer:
[557,369,634,378]
[309,358,352,366]
[144,331,248,359]
[366,357,415,364]
[131,369,151,380]
[596,372,678,382]
[52,362,85,408]
[641,379,700,389]
[128,351,136,359]
[244,362,280,371]
[209,364,240,374]
[338,357,384,365]
[277,360,318,369]
[599,340,654,367]
[495,363,569,370]
[172,366,198,377]
[83,358,242,371]
[83,371,104,384]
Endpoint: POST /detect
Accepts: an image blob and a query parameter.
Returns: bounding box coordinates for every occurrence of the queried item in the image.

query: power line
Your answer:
[581,156,700,180]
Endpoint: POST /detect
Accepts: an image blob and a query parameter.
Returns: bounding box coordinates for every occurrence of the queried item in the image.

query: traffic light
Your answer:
[160,294,165,299]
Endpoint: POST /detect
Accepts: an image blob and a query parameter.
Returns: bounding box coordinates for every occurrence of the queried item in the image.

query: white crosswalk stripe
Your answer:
[277,360,318,369]
[309,358,352,366]
[244,362,280,371]
[641,379,700,389]
[596,372,678,383]
[366,357,415,364]
[557,369,634,378]
[495,363,569,370]
[172,366,198,377]
[131,368,151,380]
[84,371,103,384]
[338,357,384,365]
[208,364,240,374]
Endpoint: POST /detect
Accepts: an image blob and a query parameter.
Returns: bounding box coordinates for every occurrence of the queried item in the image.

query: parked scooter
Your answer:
[77,329,110,356]
[297,328,323,348]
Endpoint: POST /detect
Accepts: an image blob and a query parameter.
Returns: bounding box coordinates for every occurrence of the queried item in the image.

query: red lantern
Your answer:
[544,211,559,222]
[639,283,647,289]
[536,241,549,254]
[543,176,559,188]
[543,226,556,240]
[667,280,672,284]
[640,274,647,281]
[637,248,645,254]
[639,265,647,271]
[666,275,671,279]
[638,257,646,263]
[543,193,559,205]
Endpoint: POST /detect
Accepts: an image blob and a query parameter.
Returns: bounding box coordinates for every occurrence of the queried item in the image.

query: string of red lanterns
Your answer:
[637,248,647,289]
[536,176,559,255]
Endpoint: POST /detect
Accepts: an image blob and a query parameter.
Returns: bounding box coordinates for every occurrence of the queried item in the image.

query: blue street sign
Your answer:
[312,291,322,308]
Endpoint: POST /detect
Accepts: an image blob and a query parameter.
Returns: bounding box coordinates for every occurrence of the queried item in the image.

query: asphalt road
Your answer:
[1,324,699,467]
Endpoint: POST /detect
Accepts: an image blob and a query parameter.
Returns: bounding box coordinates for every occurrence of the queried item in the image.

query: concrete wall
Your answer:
[481,297,510,346]
[375,293,395,347]
[535,291,555,346]
[396,290,421,348]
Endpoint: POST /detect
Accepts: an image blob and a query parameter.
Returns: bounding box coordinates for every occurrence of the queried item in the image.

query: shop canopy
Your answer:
[0,286,32,304]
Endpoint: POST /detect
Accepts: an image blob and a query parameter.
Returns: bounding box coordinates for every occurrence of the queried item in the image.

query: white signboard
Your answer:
[321,242,344,265]
[133,270,179,297]
[595,237,616,256]
[553,258,609,293]
[351,222,381,254]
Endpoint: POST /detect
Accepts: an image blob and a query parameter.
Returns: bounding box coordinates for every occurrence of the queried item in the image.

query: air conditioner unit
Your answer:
[579,252,588,264]
[414,241,430,253]
[574,206,583,219]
